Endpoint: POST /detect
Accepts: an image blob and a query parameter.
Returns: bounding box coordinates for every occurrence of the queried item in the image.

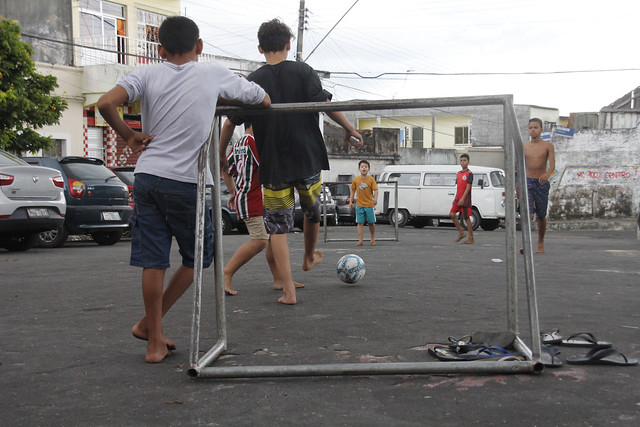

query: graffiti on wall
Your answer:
[559,166,638,185]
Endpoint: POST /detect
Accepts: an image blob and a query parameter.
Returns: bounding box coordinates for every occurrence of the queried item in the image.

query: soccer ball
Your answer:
[336,254,366,284]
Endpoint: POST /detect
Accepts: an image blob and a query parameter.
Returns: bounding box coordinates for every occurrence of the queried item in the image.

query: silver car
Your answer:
[0,149,66,251]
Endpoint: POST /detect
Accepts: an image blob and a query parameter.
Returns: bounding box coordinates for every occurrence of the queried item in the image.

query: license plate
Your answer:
[27,208,49,218]
[102,211,120,221]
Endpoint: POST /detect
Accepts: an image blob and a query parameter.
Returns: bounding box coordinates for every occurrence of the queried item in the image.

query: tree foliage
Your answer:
[0,18,68,153]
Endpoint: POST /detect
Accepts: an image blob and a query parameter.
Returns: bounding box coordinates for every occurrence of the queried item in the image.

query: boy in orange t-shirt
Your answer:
[349,160,378,246]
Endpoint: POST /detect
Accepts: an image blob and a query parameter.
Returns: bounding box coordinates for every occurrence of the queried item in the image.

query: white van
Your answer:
[375,165,506,231]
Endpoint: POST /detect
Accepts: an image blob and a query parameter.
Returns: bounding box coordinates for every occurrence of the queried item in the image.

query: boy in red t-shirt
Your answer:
[449,153,475,244]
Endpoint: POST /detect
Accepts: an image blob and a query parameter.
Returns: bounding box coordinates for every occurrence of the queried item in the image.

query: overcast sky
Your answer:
[182,0,639,116]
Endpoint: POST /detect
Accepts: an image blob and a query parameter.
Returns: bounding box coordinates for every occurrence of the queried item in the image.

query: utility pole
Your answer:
[296,0,305,61]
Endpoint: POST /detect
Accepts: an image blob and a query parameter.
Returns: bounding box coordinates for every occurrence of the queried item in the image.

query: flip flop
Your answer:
[560,332,612,348]
[566,345,638,366]
[541,329,562,344]
[541,345,563,368]
[429,345,522,361]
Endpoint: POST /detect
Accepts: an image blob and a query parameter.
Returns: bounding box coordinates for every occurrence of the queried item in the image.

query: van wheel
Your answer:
[461,209,481,231]
[429,218,440,227]
[411,217,427,228]
[38,224,69,248]
[389,209,409,227]
[222,211,233,235]
[480,219,500,231]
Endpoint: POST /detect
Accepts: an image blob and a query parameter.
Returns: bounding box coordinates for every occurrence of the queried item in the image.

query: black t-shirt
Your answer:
[230,61,331,185]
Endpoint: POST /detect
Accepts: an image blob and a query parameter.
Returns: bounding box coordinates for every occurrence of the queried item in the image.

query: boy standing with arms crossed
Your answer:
[450,153,475,244]
[349,160,378,246]
[222,19,362,305]
[523,118,555,254]
[98,17,270,362]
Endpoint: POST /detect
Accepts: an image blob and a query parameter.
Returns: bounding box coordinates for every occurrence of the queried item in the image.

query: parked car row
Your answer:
[0,149,67,251]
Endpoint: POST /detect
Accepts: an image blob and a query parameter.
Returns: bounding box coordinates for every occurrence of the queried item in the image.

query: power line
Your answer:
[332,68,640,79]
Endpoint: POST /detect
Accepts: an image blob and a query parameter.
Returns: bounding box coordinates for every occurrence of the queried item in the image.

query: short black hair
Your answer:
[529,118,543,127]
[358,160,370,168]
[460,153,470,160]
[159,16,199,55]
[257,19,294,53]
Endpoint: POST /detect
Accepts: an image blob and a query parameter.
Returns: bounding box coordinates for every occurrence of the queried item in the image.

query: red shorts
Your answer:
[450,204,472,219]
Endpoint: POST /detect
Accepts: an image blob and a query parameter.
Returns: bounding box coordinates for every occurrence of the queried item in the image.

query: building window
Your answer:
[411,126,424,149]
[544,121,556,130]
[454,126,470,145]
[78,0,126,65]
[137,10,165,63]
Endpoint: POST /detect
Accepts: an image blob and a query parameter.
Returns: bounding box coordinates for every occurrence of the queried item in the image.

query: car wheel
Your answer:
[480,219,500,231]
[389,209,409,227]
[327,210,338,226]
[91,230,123,245]
[38,224,69,248]
[2,232,38,251]
[461,209,481,231]
[222,211,233,235]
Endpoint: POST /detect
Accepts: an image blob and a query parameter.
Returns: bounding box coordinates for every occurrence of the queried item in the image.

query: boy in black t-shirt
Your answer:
[222,18,362,304]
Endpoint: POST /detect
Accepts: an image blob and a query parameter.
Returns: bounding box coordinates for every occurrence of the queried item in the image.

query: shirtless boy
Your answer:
[523,118,555,254]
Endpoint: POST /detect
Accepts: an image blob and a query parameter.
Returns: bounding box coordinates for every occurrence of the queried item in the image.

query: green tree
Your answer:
[0,18,67,153]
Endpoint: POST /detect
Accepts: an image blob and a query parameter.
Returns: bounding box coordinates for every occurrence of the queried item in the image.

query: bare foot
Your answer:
[463,239,475,244]
[277,294,297,305]
[455,234,467,243]
[145,342,171,363]
[536,244,545,254]
[370,241,376,246]
[225,288,238,296]
[132,324,176,350]
[302,250,323,271]
[273,281,305,290]
[355,241,363,247]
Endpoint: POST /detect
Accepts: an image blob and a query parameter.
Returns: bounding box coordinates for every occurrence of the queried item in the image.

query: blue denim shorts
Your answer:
[130,173,214,269]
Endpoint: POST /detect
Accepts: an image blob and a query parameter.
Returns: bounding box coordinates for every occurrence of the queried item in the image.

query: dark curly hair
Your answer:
[257,19,294,53]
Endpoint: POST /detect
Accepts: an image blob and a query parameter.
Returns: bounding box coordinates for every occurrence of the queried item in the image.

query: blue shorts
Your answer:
[130,173,214,269]
[527,177,550,219]
[355,206,376,224]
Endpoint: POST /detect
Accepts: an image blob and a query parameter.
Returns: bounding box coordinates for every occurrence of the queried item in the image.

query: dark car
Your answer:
[293,186,338,230]
[0,149,67,251]
[110,166,135,209]
[327,182,356,224]
[22,157,132,247]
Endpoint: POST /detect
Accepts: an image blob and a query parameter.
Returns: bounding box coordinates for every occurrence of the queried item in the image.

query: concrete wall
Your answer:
[34,63,85,156]
[549,128,640,220]
[0,0,73,65]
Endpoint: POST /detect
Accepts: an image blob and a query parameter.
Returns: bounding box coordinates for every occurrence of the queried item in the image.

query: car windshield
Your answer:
[61,162,116,180]
[0,149,28,166]
[490,171,505,188]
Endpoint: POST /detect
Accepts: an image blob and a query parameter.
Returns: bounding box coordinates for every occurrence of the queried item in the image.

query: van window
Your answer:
[490,171,505,188]
[387,173,421,186]
[473,173,488,188]
[423,173,456,186]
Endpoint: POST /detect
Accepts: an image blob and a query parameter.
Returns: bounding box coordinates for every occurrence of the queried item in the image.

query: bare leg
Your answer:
[537,217,546,253]
[302,216,322,271]
[267,241,304,290]
[369,223,376,246]
[356,223,364,246]
[132,265,194,351]
[270,234,297,304]
[223,239,268,295]
[451,212,466,242]
[140,268,170,363]
[463,218,475,244]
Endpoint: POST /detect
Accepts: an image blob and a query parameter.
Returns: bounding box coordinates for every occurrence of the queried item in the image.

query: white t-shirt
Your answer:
[118,61,266,185]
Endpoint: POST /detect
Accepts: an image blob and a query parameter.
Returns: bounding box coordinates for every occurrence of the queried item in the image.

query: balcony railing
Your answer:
[74,35,218,67]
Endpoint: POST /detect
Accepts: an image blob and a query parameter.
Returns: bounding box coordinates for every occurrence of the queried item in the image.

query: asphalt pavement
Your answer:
[1,223,639,426]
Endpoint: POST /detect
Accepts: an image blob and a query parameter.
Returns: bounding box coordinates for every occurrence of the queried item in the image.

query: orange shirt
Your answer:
[351,175,378,207]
